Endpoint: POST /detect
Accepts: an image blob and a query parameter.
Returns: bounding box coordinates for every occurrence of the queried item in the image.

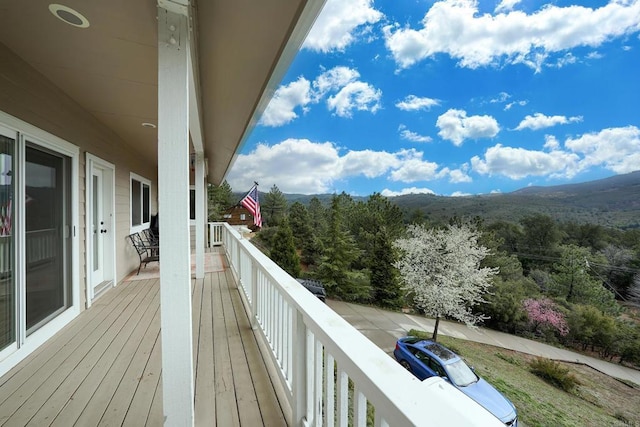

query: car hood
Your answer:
[458,378,516,423]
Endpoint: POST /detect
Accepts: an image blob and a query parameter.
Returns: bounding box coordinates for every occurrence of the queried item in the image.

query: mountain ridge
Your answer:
[276,171,640,229]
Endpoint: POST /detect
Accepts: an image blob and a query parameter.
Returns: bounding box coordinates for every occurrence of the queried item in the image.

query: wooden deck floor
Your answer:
[0,256,286,426]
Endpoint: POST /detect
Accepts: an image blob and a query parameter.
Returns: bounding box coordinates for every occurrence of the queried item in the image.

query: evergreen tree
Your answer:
[370,227,403,308]
[269,220,300,277]
[519,214,562,271]
[550,244,617,313]
[288,202,311,247]
[315,195,368,301]
[308,196,328,238]
[207,180,234,221]
[288,201,323,270]
[348,194,404,303]
[262,184,288,227]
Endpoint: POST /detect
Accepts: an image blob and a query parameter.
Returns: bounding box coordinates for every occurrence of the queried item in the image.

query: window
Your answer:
[240,213,246,221]
[130,173,150,231]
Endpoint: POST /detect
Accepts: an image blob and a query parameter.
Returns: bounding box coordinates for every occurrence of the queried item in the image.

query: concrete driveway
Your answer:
[327,299,640,386]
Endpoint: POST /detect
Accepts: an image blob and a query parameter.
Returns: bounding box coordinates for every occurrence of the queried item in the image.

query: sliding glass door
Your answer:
[25,144,71,333]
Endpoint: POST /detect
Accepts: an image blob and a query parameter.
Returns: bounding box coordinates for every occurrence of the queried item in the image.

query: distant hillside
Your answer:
[265,171,640,229]
[389,171,640,229]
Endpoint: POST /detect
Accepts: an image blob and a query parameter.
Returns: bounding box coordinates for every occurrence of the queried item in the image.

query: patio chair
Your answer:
[127,232,159,275]
[142,228,159,246]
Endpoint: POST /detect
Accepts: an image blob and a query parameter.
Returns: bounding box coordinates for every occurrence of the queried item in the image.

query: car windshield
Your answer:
[445,359,478,387]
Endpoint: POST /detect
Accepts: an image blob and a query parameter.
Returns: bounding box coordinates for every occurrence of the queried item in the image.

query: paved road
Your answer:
[327,299,640,386]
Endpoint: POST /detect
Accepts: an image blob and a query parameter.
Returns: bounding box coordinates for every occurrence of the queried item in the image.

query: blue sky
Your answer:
[226,0,640,197]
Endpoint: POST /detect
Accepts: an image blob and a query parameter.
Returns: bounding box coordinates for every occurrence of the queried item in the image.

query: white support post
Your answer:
[158,6,194,426]
[195,153,205,278]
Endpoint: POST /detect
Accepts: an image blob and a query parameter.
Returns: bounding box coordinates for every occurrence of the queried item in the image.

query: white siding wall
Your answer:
[0,43,158,310]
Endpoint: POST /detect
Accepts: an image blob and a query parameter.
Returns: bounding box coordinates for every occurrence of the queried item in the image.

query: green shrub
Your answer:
[495,352,521,366]
[408,329,431,340]
[529,357,579,392]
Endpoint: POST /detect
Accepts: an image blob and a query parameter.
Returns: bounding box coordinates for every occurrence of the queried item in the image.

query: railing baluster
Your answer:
[353,386,366,427]
[314,339,323,425]
[325,353,335,427]
[336,367,348,427]
[214,222,505,427]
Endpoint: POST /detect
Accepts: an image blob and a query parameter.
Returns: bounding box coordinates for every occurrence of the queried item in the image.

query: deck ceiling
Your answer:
[0,0,321,184]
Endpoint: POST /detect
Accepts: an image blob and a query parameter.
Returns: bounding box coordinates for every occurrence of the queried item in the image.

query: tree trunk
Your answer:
[432,316,440,342]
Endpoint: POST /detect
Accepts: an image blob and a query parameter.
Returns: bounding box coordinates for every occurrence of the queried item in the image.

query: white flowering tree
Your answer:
[394,223,498,341]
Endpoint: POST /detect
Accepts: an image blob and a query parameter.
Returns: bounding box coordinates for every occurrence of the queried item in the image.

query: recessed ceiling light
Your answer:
[142,122,157,129]
[49,4,90,28]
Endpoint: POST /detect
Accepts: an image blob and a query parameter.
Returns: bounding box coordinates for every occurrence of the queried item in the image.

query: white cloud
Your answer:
[505,100,528,110]
[340,149,400,178]
[260,66,381,126]
[381,187,435,197]
[259,77,312,127]
[399,125,432,143]
[565,126,640,174]
[451,191,472,197]
[383,0,640,70]
[448,166,473,183]
[327,81,382,117]
[227,141,447,194]
[489,92,527,110]
[543,135,560,150]
[304,0,383,52]
[471,144,580,179]
[396,95,440,111]
[311,67,382,117]
[495,0,521,13]
[313,66,361,99]
[490,92,511,103]
[436,109,500,145]
[515,113,583,131]
[469,126,640,180]
[228,139,341,193]
[389,153,441,183]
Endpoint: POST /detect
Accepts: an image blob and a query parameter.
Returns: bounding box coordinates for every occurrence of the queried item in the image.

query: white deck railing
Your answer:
[208,222,503,427]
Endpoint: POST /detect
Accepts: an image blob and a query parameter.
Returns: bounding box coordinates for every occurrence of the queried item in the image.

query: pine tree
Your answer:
[269,220,300,277]
[262,184,288,227]
[550,244,618,313]
[315,195,368,301]
[370,227,403,309]
[207,180,234,221]
[288,201,323,270]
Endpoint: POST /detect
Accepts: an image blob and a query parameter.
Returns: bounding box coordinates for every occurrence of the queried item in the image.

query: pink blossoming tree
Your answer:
[523,298,569,337]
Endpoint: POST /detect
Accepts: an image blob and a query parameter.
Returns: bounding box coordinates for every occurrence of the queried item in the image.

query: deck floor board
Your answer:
[0,251,286,426]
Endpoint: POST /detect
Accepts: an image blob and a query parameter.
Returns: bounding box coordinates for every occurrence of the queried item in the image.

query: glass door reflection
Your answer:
[0,133,15,351]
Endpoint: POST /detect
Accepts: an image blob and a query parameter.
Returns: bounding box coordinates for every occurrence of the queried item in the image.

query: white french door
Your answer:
[86,154,115,305]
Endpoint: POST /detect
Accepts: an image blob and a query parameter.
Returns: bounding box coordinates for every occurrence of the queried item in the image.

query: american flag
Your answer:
[0,199,11,236]
[240,185,262,228]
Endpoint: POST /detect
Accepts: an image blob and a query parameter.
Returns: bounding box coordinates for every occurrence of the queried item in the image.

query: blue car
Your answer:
[394,337,518,426]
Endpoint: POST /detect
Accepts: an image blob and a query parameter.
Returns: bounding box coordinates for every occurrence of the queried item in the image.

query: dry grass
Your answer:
[434,335,640,427]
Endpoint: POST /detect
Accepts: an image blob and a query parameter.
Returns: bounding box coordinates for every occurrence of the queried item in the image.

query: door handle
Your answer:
[101,229,107,233]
